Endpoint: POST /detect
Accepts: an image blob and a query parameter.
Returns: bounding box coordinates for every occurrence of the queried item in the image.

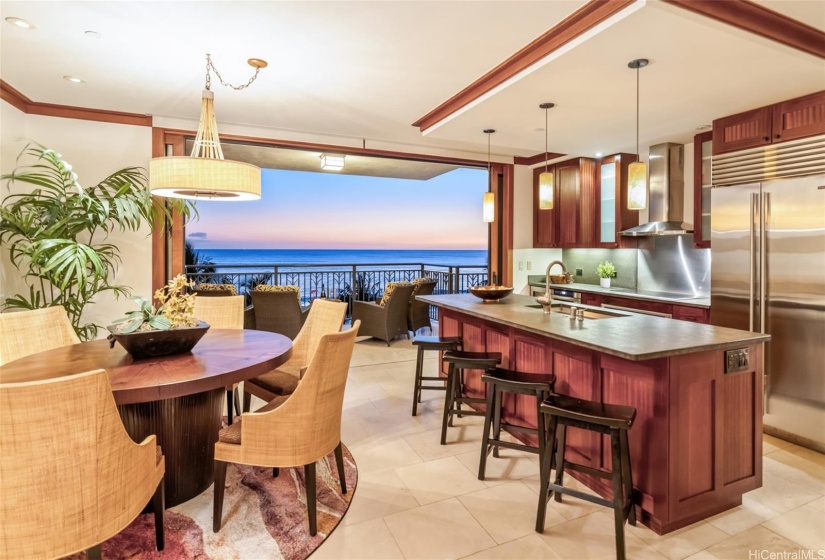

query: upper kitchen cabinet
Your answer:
[597,153,639,248]
[713,90,825,155]
[693,131,712,248]
[533,158,597,248]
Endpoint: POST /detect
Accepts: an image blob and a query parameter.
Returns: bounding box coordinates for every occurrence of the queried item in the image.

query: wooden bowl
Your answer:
[106,321,210,359]
[469,285,514,303]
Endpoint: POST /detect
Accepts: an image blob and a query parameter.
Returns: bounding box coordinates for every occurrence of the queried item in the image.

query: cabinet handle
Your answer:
[774,134,781,139]
[762,136,770,141]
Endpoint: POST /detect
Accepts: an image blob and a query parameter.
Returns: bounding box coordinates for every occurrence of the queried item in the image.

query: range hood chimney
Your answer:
[620,142,693,236]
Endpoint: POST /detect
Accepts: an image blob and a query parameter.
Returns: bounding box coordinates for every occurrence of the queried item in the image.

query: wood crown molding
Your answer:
[513,152,567,166]
[411,0,636,132]
[661,0,825,59]
[1,80,153,127]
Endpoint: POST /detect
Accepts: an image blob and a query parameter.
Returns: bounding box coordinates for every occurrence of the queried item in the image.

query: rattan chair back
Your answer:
[250,290,308,339]
[408,280,436,333]
[0,369,164,559]
[0,306,80,366]
[194,295,245,329]
[291,298,348,366]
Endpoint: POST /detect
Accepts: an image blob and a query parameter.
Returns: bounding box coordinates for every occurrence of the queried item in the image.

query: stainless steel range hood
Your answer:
[620,142,694,236]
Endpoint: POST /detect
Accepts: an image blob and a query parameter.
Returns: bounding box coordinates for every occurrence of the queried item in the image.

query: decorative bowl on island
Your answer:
[469,285,514,303]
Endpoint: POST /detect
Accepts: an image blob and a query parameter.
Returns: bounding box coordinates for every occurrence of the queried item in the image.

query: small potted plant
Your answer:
[108,274,209,359]
[596,261,616,288]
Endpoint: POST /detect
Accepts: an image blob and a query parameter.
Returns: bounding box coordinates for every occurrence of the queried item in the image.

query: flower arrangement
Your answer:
[596,261,616,279]
[113,274,199,333]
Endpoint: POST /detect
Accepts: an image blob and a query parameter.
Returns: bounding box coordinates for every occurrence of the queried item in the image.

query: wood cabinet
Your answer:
[672,305,710,324]
[533,158,597,248]
[581,293,602,307]
[597,153,639,248]
[713,90,825,155]
[693,131,713,248]
[601,295,674,316]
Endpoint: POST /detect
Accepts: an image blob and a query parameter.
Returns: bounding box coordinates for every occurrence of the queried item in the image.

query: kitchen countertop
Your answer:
[528,281,711,308]
[419,293,767,361]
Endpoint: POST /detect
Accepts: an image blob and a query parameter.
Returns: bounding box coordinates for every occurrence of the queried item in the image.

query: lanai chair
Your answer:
[213,322,360,536]
[352,281,416,346]
[0,369,165,560]
[408,278,437,335]
[194,283,238,297]
[250,285,310,340]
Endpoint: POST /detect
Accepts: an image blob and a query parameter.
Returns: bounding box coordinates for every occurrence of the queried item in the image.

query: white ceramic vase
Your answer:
[600,277,611,288]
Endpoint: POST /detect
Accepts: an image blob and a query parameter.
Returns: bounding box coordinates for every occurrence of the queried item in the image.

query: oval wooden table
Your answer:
[0,329,292,507]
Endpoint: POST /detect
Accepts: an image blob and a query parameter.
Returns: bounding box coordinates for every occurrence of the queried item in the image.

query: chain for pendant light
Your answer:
[204,53,266,91]
[635,64,640,158]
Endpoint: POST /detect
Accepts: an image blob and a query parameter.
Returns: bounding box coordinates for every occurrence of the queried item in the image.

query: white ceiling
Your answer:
[1,0,823,162]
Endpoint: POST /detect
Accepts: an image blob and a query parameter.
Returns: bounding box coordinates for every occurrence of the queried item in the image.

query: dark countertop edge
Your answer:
[528,281,711,309]
[420,294,769,362]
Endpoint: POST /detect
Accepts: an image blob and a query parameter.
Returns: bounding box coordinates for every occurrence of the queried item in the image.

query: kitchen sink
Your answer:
[524,304,625,320]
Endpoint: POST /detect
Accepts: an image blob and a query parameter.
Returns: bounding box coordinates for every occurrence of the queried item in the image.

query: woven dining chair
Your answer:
[0,306,80,366]
[213,321,360,536]
[0,369,165,560]
[243,298,347,409]
[194,295,246,425]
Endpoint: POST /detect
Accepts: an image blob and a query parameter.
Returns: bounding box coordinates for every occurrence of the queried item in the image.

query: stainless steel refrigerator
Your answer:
[711,149,825,450]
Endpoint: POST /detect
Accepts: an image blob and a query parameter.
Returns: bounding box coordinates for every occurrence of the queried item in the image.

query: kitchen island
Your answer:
[418,293,770,535]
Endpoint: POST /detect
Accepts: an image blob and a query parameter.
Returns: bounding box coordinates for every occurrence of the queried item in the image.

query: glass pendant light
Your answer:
[483,129,496,223]
[538,102,555,210]
[627,58,649,210]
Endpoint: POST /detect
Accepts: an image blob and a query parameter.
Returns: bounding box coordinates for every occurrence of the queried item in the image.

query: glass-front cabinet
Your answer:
[693,131,712,248]
[597,153,639,248]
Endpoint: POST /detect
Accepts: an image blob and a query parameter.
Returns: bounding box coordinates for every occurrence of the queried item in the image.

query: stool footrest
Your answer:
[485,439,538,455]
[501,424,538,436]
[564,461,612,481]
[448,408,485,417]
[420,376,446,382]
[545,483,613,509]
[420,386,447,391]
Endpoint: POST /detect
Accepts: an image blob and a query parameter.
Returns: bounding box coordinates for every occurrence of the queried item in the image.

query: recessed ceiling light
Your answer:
[5,17,36,30]
[595,152,603,157]
[84,30,102,39]
[695,124,712,131]
[63,76,86,84]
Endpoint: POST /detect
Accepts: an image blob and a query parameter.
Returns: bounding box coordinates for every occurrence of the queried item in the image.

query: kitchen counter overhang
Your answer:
[418,293,768,361]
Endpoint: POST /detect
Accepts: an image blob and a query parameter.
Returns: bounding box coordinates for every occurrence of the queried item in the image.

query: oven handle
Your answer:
[601,303,673,318]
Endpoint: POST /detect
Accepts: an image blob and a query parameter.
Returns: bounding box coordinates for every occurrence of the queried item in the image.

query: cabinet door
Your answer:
[557,161,580,247]
[599,160,618,246]
[533,165,558,248]
[673,305,710,324]
[581,293,602,307]
[713,106,772,155]
[601,295,673,316]
[693,132,713,248]
[772,90,825,143]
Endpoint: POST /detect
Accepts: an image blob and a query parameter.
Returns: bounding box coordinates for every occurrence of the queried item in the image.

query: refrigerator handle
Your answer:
[760,192,768,334]
[749,193,756,332]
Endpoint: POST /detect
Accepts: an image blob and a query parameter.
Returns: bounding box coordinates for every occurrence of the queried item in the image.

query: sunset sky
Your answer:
[186,166,489,250]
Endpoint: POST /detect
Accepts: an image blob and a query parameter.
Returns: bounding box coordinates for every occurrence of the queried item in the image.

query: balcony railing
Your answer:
[184,262,488,321]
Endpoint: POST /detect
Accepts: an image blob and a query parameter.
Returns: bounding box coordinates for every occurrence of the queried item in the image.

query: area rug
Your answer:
[66,445,357,560]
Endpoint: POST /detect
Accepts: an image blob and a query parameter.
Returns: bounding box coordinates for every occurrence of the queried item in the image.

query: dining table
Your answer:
[0,328,292,507]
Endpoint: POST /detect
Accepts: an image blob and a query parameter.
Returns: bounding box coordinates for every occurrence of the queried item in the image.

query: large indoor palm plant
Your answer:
[0,143,195,340]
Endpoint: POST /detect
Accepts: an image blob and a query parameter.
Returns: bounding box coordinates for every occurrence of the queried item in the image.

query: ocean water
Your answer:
[192,249,488,271]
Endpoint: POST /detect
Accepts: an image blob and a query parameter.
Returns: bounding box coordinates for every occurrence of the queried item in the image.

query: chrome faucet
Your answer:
[536,260,568,312]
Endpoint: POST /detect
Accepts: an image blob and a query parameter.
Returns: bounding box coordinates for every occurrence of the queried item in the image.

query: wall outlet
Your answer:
[527,261,532,270]
[518,261,524,271]
[575,268,583,276]
[612,271,618,278]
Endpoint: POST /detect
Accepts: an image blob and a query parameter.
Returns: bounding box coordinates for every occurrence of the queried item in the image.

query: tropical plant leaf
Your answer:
[148,315,172,330]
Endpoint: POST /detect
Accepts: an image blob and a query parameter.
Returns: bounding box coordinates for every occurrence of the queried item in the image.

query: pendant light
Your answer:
[149,54,267,201]
[482,129,496,223]
[627,58,649,210]
[538,102,555,210]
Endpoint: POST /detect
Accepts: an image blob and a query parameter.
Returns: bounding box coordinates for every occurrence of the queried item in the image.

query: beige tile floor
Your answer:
[264,336,825,560]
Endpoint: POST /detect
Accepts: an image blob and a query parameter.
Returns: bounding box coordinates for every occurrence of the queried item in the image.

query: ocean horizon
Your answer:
[190,248,488,271]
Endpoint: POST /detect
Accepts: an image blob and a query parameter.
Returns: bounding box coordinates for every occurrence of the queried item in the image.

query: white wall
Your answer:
[1,100,153,338]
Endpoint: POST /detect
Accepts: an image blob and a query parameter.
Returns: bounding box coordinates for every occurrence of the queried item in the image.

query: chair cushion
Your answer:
[196,283,237,296]
[218,395,290,444]
[254,284,301,302]
[248,366,301,395]
[379,281,411,307]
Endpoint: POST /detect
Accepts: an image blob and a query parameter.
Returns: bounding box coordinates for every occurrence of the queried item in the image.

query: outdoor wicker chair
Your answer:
[243,298,347,407]
[195,283,237,297]
[408,278,437,335]
[352,282,416,346]
[214,322,360,536]
[0,306,80,365]
[0,369,165,559]
[250,285,310,340]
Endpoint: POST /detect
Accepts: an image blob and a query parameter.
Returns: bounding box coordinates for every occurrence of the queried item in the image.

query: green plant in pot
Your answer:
[0,143,195,340]
[108,274,209,359]
[597,260,616,288]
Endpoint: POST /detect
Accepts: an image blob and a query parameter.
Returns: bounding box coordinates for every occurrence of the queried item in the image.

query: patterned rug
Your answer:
[66,445,357,560]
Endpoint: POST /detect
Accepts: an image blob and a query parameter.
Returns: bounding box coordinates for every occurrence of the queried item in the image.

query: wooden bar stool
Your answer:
[411,336,462,416]
[478,368,556,480]
[536,393,637,560]
[440,350,501,445]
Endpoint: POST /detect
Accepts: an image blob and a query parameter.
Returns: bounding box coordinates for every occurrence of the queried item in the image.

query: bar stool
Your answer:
[441,350,501,445]
[536,393,637,560]
[411,335,462,416]
[477,368,556,480]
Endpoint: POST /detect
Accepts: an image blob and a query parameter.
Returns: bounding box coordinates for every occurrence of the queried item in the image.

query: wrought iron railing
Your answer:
[184,262,488,321]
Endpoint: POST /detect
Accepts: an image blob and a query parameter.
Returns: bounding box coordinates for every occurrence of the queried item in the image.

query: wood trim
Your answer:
[662,0,825,59]
[1,80,153,126]
[501,164,515,287]
[513,152,566,166]
[412,0,636,132]
[693,131,712,249]
[151,128,167,295]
